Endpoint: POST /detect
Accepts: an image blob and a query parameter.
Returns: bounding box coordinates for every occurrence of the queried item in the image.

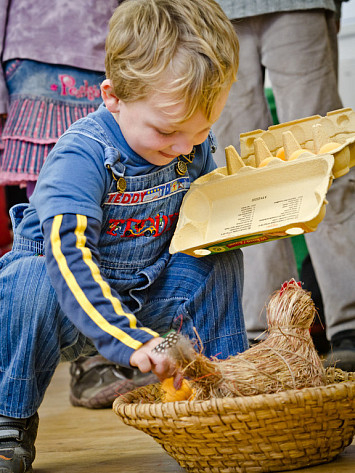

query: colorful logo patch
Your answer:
[107,212,179,238]
[105,177,189,206]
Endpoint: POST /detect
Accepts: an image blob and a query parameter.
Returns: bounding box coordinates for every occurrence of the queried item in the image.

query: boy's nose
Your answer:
[171,139,194,156]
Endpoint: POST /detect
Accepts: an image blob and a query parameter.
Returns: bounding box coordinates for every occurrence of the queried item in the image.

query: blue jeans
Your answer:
[0,235,247,418]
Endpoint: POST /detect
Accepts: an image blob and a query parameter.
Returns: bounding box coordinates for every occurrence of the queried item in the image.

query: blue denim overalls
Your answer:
[0,118,248,418]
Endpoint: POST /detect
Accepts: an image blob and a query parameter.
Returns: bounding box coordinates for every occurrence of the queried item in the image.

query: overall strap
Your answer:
[61,117,126,180]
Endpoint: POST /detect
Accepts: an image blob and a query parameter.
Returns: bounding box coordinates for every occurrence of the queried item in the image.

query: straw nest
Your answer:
[160,279,327,400]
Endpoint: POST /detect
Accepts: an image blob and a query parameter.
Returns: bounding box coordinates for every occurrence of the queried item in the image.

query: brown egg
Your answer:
[161,377,195,402]
[288,149,315,161]
[258,157,281,167]
[318,142,341,154]
[276,147,286,160]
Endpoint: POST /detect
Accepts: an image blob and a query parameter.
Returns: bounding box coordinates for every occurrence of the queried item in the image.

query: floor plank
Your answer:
[34,363,355,473]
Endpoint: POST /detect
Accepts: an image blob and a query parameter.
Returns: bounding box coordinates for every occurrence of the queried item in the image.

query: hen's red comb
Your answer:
[279,279,302,296]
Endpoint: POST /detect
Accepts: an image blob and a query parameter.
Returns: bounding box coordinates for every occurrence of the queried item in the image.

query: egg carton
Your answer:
[239,107,355,178]
[170,108,355,257]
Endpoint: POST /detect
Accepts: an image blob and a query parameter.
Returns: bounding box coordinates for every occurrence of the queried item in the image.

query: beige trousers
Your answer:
[212,9,355,340]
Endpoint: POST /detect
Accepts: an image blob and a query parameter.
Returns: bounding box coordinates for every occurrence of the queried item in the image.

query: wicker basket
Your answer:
[113,369,355,473]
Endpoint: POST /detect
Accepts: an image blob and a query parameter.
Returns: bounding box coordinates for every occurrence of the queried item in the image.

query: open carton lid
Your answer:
[170,108,355,257]
[170,154,334,257]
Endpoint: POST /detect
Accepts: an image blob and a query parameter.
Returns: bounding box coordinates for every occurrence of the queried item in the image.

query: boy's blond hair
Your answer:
[105,0,239,122]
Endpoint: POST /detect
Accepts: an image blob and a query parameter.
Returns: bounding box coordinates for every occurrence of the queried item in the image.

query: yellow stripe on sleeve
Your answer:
[75,214,156,337]
[50,215,156,350]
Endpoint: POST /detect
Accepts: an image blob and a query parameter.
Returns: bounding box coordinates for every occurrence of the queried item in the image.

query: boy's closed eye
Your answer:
[155,128,176,136]
[156,127,211,142]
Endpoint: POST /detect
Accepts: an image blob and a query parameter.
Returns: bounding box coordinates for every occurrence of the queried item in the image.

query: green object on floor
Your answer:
[265,87,308,277]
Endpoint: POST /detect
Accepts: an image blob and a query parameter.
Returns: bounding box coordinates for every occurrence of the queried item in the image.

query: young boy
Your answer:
[0,0,248,471]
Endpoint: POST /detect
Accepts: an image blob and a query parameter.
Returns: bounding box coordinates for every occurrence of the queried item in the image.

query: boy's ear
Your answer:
[101,79,120,113]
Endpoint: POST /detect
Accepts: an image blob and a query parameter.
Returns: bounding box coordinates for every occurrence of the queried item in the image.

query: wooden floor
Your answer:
[33,363,355,473]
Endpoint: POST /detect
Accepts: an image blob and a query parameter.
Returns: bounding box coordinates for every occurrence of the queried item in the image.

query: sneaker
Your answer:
[323,330,355,372]
[69,355,158,408]
[0,413,38,473]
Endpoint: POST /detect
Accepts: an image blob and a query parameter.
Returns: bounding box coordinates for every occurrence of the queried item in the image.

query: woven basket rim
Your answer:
[113,369,355,418]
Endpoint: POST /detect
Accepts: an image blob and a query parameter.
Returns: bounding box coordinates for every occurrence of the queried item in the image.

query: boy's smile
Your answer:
[101,79,230,166]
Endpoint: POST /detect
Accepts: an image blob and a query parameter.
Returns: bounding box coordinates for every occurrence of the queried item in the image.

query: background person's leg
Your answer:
[212,16,272,167]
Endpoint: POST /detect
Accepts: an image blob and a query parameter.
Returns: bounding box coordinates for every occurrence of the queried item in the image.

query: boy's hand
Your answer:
[130,337,177,381]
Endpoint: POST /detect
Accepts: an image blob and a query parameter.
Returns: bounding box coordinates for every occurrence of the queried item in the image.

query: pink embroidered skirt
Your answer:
[0,60,104,187]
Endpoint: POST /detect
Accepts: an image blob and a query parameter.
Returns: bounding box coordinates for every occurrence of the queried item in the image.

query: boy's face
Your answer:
[105,84,230,166]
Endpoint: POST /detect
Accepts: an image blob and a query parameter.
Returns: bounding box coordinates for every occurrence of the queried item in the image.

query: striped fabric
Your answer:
[0,97,98,185]
[0,115,4,152]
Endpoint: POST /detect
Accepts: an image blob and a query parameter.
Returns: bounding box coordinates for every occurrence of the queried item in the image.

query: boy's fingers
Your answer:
[152,360,175,380]
[130,351,152,373]
[173,371,184,390]
[130,337,178,380]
